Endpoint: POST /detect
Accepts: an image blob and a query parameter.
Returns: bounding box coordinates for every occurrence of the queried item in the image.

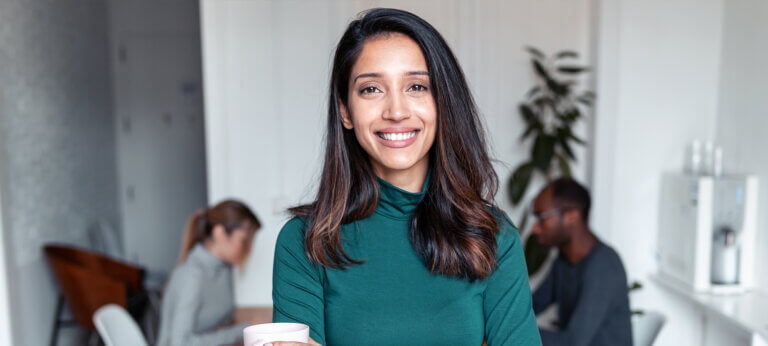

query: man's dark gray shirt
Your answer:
[532,241,633,346]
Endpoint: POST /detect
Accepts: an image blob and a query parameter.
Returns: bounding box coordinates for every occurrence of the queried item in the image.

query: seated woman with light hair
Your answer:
[157,199,261,346]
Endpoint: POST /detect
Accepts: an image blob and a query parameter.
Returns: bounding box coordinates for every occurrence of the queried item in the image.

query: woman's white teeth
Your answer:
[379,131,417,141]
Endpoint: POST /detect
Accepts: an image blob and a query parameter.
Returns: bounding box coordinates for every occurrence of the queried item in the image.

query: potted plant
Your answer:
[507,46,594,275]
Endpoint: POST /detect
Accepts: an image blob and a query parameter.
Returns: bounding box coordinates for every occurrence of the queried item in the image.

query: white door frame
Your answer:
[0,182,15,345]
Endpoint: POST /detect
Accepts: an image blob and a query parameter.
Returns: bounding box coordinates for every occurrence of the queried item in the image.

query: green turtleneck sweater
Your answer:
[272,177,541,345]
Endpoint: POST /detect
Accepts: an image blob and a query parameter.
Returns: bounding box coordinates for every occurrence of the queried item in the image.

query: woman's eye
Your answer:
[408,84,428,92]
[360,86,381,94]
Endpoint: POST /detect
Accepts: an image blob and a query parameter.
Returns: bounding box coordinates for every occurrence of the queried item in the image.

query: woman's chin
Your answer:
[374,158,424,173]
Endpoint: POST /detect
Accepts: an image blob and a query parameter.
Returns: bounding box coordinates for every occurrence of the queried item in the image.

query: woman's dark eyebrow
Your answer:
[353,71,429,84]
[353,72,381,84]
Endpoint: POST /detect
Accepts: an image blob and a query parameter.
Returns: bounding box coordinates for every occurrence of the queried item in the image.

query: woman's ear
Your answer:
[339,100,354,130]
[211,224,228,242]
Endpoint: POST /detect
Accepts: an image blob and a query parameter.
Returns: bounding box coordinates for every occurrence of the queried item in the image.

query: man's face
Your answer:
[530,188,571,247]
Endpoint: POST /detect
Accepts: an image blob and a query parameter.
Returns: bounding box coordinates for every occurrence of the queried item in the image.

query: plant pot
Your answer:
[631,310,666,346]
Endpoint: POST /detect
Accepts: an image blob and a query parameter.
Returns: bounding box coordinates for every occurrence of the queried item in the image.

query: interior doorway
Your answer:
[109,0,208,274]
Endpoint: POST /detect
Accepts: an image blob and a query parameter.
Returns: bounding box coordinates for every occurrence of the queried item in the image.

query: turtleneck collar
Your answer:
[188,243,229,273]
[374,169,430,220]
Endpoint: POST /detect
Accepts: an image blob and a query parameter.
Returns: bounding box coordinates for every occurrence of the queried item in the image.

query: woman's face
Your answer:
[214,221,256,266]
[340,33,437,178]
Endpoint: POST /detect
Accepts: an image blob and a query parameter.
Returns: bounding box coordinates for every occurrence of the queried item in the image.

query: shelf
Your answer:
[652,273,768,343]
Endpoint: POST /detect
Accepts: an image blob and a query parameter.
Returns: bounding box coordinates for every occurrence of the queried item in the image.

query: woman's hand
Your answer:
[266,337,321,346]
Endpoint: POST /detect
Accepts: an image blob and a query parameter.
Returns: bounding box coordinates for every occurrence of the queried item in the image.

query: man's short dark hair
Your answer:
[550,178,591,222]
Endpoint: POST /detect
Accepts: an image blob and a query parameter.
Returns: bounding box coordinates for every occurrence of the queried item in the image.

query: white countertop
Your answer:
[652,273,768,341]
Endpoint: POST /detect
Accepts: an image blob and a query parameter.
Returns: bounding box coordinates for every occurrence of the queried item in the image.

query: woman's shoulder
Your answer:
[165,261,206,295]
[486,205,518,233]
[275,216,309,250]
[274,216,325,277]
[487,206,522,254]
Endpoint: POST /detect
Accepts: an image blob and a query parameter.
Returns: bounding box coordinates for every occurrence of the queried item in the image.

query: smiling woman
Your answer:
[271,8,541,346]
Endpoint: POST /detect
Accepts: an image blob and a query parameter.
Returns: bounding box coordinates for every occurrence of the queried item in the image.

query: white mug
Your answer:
[243,322,310,346]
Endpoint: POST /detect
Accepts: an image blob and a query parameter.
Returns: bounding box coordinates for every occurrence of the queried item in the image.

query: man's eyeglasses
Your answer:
[531,207,577,222]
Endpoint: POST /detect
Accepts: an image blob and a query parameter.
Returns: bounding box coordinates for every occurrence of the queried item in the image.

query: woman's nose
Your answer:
[383,92,410,121]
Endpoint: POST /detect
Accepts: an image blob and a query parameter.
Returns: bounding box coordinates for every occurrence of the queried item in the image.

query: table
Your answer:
[234,306,273,325]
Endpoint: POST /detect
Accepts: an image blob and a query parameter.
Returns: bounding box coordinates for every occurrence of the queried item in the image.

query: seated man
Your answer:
[530,178,632,346]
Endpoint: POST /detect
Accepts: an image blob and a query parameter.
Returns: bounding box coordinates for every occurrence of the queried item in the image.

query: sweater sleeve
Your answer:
[272,217,326,344]
[484,213,543,346]
[538,252,627,346]
[165,268,247,346]
[532,263,556,314]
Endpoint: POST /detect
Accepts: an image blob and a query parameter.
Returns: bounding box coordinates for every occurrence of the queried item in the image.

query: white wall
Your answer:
[201,0,595,306]
[591,0,726,345]
[715,0,768,295]
[0,1,119,345]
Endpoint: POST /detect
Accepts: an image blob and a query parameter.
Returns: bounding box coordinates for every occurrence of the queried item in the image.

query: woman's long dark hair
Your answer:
[290,8,501,280]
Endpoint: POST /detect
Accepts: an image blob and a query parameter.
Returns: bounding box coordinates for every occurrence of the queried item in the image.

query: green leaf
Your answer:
[519,104,537,123]
[559,136,576,160]
[524,234,551,275]
[557,66,590,74]
[532,134,556,171]
[570,133,586,145]
[554,109,578,124]
[533,96,552,109]
[507,163,534,205]
[576,96,593,106]
[532,60,552,82]
[525,46,545,60]
[520,122,540,141]
[563,108,581,123]
[555,50,579,59]
[546,78,569,96]
[556,153,571,177]
[526,86,542,99]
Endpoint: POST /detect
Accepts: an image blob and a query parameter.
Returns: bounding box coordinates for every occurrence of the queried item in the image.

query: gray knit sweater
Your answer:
[157,244,248,346]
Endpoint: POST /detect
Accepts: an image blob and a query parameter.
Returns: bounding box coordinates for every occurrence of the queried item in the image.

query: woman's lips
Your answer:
[375,128,420,148]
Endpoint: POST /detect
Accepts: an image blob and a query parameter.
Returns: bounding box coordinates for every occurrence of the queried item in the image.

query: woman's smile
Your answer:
[375,127,420,148]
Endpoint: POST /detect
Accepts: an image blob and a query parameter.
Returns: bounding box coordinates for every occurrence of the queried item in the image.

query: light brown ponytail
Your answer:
[178,209,208,264]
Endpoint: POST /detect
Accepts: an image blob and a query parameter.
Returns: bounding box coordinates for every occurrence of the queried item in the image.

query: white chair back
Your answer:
[93,304,148,346]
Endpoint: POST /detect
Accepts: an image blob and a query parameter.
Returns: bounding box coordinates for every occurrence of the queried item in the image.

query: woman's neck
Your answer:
[372,157,429,193]
[203,240,228,263]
